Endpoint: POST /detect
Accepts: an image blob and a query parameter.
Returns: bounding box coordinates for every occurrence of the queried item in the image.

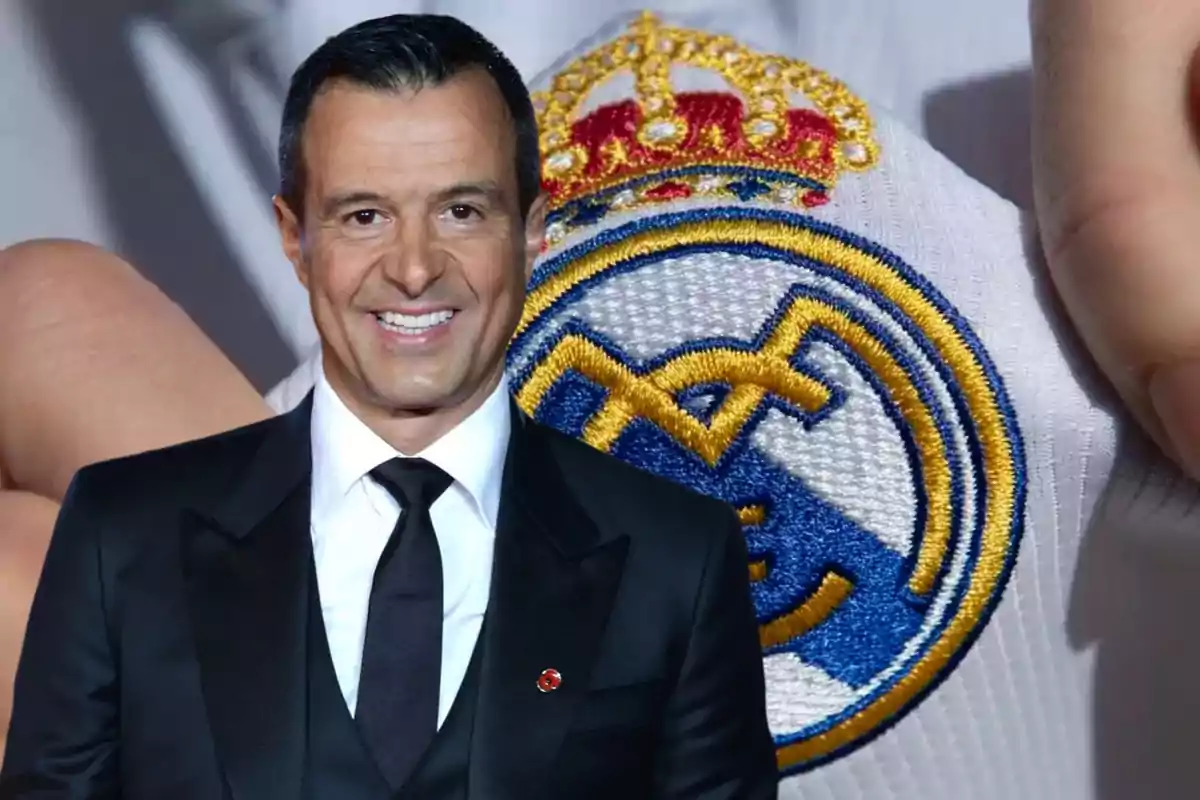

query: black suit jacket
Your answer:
[0,397,777,799]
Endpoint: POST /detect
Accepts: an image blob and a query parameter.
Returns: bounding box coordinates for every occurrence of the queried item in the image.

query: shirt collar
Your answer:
[310,365,511,528]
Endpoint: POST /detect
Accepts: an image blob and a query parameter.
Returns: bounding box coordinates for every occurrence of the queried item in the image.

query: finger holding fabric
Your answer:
[1031,0,1200,476]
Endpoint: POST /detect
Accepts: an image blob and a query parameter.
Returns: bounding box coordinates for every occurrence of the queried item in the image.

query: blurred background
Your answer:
[0,0,1031,391]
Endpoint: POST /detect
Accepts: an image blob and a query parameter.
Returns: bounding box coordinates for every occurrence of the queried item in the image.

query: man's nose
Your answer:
[382,221,444,297]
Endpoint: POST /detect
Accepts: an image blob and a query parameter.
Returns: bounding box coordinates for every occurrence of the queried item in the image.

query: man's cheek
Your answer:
[317,262,371,308]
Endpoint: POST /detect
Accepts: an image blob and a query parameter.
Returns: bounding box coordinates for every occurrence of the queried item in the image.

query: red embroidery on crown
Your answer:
[542,93,840,208]
[801,191,829,209]
[643,180,693,201]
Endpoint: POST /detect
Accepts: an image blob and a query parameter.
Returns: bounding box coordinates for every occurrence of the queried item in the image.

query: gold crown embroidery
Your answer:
[533,11,880,242]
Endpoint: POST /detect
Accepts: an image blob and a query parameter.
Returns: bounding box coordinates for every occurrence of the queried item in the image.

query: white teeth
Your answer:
[376,309,454,333]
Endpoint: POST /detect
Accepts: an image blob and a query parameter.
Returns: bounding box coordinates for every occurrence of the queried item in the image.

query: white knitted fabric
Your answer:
[265,12,1200,800]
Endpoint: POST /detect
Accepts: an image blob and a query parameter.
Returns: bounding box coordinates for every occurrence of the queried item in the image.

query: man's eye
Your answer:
[448,204,480,221]
[348,209,382,225]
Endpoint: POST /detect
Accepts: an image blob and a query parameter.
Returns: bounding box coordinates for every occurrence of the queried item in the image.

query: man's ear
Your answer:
[522,192,549,282]
[273,194,309,289]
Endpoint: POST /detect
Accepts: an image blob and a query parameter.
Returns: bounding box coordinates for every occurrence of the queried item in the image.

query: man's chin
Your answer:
[362,376,462,416]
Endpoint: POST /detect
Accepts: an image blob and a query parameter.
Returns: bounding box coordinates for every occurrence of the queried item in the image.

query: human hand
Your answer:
[1032,0,1200,478]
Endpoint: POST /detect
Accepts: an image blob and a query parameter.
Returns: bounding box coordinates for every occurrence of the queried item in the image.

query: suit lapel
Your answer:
[471,408,630,797]
[183,396,315,800]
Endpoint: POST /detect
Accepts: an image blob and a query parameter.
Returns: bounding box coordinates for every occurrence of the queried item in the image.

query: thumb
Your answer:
[1147,51,1200,472]
[1031,0,1200,476]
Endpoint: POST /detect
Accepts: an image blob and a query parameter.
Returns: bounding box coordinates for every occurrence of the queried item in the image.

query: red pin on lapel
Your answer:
[537,668,562,693]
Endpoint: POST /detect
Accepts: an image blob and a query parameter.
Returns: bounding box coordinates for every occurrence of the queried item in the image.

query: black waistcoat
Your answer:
[302,562,482,800]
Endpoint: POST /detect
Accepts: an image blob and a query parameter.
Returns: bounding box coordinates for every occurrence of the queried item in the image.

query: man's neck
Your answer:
[323,366,505,456]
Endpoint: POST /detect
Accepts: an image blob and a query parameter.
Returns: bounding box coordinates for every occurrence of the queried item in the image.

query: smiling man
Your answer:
[0,14,775,800]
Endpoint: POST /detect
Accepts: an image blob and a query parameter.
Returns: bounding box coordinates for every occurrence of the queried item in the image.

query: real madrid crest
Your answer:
[506,12,1026,775]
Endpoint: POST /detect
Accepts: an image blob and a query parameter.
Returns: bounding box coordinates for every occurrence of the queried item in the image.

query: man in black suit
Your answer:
[0,14,776,799]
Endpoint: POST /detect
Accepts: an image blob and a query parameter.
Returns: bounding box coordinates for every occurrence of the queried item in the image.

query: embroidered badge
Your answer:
[507,13,1025,774]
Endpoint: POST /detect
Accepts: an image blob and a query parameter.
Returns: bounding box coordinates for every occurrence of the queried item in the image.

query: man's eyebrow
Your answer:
[432,181,505,205]
[320,191,389,217]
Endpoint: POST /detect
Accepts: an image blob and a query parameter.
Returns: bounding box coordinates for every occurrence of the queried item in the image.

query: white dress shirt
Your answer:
[309,367,510,727]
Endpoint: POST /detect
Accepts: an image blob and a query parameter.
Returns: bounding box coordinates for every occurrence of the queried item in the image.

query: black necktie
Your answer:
[356,457,453,790]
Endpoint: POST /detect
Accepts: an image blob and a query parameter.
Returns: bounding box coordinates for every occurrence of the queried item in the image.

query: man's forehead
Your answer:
[309,70,507,121]
[299,80,519,204]
[301,74,515,161]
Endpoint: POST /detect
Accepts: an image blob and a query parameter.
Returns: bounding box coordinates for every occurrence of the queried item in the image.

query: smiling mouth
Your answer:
[373,309,457,335]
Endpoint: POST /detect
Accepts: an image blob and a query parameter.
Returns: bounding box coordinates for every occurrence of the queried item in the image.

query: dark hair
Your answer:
[278,14,541,218]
